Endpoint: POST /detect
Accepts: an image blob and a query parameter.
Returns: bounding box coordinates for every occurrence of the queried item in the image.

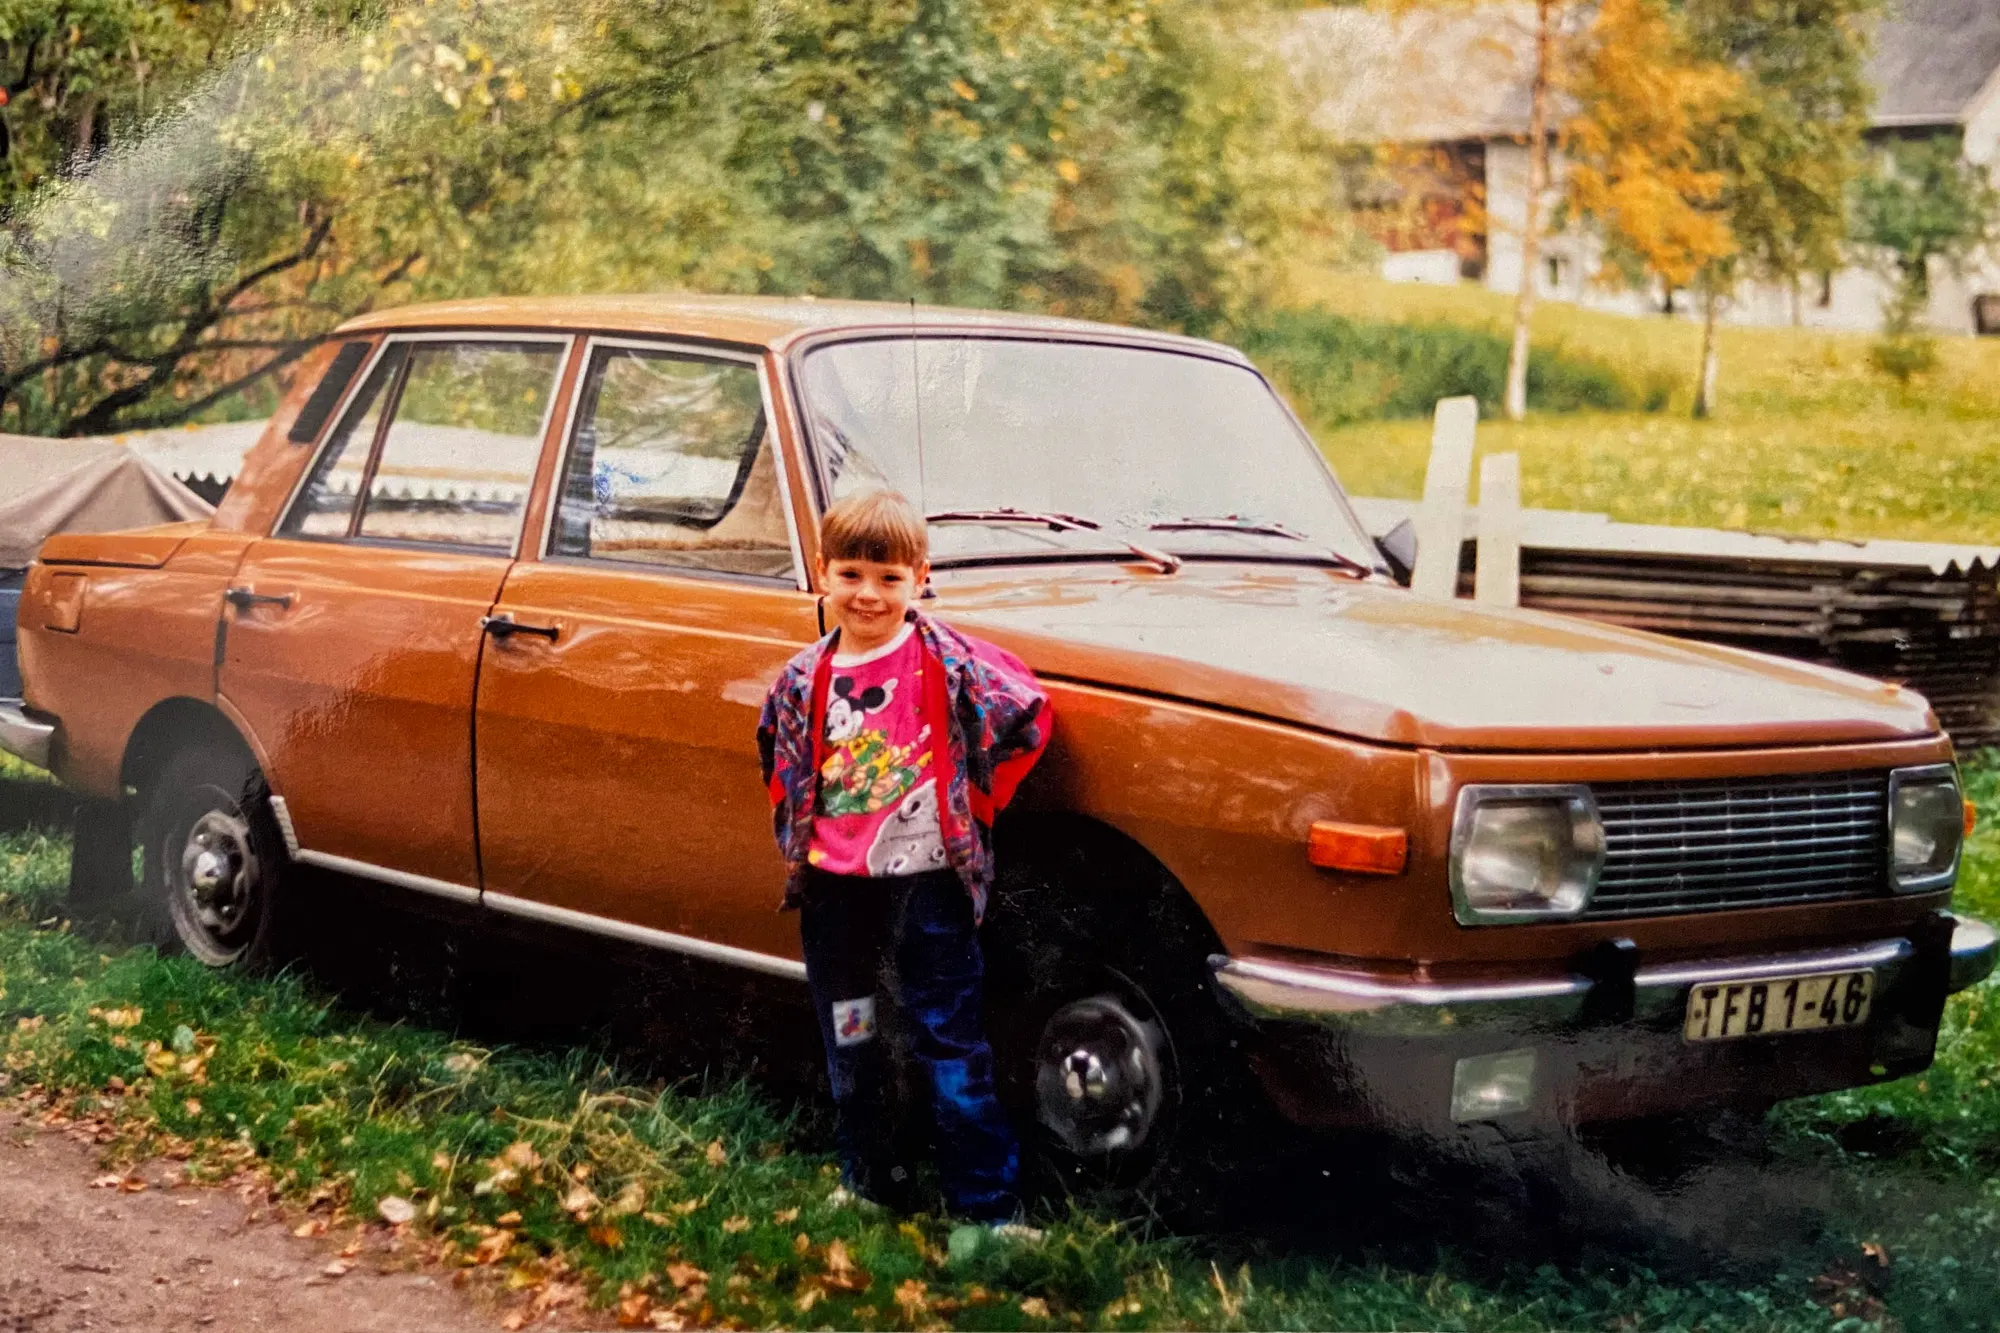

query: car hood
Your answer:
[937,565,1936,751]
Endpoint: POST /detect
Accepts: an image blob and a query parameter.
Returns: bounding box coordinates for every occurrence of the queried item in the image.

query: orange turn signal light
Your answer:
[1967,799,1979,837]
[1307,821,1408,875]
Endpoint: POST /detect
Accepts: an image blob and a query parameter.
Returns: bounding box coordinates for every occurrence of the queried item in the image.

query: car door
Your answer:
[472,337,819,973]
[219,333,574,897]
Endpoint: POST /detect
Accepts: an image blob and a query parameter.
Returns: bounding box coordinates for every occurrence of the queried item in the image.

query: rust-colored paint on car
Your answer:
[21,527,258,794]
[930,565,1935,753]
[475,559,821,959]
[333,293,1231,361]
[38,520,210,569]
[217,538,512,889]
[15,294,1980,1138]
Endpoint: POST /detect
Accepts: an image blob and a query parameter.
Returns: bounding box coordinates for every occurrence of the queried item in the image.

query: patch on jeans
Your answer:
[832,996,877,1046]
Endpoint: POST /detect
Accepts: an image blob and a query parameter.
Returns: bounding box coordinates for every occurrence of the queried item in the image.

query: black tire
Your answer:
[981,831,1254,1211]
[133,742,292,969]
[67,798,135,919]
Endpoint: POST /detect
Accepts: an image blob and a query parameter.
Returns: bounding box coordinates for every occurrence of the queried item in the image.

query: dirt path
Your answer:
[0,1111,508,1333]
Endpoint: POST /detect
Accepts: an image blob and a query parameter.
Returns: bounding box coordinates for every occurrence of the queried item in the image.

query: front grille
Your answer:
[1587,770,1889,919]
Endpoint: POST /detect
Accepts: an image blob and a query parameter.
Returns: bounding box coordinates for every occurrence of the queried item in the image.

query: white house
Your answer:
[1285,0,2000,334]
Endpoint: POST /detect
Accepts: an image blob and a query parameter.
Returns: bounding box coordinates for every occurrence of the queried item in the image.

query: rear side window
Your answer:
[279,339,564,551]
[281,345,406,538]
[287,340,373,444]
[356,341,563,549]
[550,346,795,580]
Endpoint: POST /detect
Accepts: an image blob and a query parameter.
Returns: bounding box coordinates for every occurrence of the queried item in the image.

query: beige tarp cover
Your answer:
[0,434,213,567]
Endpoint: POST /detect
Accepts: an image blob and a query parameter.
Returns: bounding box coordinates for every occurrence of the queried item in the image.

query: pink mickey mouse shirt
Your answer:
[807,622,949,877]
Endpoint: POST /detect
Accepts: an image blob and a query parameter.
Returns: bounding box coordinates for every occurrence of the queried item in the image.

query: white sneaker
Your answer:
[988,1221,1044,1244]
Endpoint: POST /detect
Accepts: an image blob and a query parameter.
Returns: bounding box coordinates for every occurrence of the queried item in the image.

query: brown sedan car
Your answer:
[5,295,1994,1178]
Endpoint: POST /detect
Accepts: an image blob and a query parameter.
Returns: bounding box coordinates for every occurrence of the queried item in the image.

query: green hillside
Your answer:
[1263,272,2000,545]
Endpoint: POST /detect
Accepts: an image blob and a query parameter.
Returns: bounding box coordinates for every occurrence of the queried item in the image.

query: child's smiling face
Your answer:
[821,555,928,653]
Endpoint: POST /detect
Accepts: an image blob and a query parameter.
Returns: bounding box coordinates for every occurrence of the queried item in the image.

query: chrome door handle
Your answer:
[480,614,559,642]
[224,587,293,611]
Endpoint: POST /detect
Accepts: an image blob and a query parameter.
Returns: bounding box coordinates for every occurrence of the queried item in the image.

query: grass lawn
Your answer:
[1272,272,2000,547]
[4,755,2000,1330]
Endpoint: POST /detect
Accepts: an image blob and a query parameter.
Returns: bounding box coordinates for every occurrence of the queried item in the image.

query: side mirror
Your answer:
[1374,517,1417,586]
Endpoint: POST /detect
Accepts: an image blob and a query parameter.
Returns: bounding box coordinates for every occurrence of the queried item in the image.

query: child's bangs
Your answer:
[820,489,929,566]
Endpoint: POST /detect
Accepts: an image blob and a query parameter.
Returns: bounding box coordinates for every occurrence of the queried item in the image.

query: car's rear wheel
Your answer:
[135,742,291,969]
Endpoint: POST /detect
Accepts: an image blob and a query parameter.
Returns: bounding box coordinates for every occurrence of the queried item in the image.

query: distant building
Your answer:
[1285,0,2000,334]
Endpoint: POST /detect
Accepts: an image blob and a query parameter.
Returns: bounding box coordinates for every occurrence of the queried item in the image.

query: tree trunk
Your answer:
[1504,0,1554,423]
[1694,287,1721,419]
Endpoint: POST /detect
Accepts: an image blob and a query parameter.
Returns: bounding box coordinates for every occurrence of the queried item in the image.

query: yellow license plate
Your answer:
[1683,969,1874,1042]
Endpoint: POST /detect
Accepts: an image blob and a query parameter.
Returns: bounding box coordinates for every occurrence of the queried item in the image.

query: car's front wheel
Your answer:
[982,838,1255,1210]
[135,742,291,968]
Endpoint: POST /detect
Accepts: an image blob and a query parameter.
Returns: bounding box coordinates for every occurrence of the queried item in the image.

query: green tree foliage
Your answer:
[1851,133,2000,381]
[1679,0,1875,414]
[0,0,1341,435]
[1,0,717,433]
[0,0,243,211]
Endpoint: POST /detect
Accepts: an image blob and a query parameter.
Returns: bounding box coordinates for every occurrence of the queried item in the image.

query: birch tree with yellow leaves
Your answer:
[1560,0,1737,412]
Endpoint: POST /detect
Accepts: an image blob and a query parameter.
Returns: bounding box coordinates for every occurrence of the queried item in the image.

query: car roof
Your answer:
[334,293,1248,361]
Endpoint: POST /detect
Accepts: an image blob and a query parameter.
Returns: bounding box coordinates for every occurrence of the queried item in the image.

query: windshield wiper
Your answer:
[1150,515,1376,579]
[926,507,1182,574]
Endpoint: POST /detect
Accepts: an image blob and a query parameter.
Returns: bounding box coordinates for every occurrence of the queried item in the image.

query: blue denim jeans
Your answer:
[799,868,1020,1219]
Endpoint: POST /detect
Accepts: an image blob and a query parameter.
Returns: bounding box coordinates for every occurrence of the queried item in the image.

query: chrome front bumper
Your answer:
[0,699,55,771]
[1210,914,1999,1039]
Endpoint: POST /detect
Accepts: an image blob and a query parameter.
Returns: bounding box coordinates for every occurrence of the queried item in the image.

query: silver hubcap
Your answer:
[178,808,257,939]
[1034,994,1166,1157]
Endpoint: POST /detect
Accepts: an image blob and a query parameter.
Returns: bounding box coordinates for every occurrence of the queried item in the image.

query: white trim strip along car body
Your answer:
[481,891,808,981]
[273,792,806,980]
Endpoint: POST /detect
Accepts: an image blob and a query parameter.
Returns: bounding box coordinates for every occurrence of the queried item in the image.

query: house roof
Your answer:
[1289,0,2000,144]
[1867,0,2000,127]
[1283,3,1553,143]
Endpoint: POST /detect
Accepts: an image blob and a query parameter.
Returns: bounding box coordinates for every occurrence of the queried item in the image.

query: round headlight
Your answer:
[1450,785,1605,924]
[1889,765,1963,893]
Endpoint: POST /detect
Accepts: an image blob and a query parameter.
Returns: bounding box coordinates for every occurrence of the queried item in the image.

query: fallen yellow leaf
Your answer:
[472,1229,515,1265]
[664,1262,708,1292]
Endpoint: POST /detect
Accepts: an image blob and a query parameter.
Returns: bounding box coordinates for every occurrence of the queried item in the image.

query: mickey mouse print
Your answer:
[808,622,949,876]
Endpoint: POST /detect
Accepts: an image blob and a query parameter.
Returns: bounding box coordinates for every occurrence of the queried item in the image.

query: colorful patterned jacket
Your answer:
[757,611,1051,923]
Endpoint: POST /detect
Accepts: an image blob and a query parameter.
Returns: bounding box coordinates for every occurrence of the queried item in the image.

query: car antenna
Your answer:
[909,295,927,506]
[909,295,937,599]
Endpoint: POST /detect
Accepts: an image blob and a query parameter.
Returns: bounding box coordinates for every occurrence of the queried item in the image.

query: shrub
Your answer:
[1870,329,1939,383]
[1238,307,1640,427]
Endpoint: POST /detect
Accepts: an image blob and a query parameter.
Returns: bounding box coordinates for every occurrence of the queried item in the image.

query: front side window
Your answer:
[550,345,795,580]
[800,336,1378,570]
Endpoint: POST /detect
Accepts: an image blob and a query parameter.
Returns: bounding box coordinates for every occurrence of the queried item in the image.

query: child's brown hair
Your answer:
[818,488,929,567]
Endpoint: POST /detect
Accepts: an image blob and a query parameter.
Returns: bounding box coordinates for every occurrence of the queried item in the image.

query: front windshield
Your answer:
[799,336,1378,568]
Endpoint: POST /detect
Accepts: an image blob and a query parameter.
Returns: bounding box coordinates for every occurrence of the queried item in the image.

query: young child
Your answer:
[757,488,1051,1220]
